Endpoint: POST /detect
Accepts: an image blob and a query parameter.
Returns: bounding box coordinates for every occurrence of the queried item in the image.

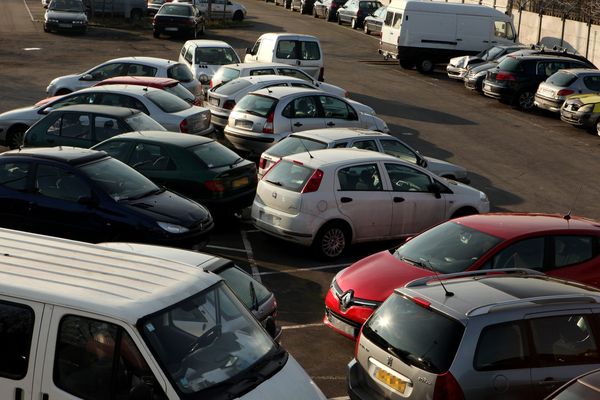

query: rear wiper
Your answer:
[388,346,438,372]
[230,157,244,167]
[264,179,282,186]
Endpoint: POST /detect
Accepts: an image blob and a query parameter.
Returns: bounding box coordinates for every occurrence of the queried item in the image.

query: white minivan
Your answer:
[244,33,325,81]
[379,0,516,73]
[0,228,326,400]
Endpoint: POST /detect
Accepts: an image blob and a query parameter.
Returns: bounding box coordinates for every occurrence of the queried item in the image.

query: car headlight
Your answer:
[73,19,87,24]
[47,18,59,23]
[578,104,594,113]
[480,191,489,202]
[157,221,189,234]
[198,74,210,84]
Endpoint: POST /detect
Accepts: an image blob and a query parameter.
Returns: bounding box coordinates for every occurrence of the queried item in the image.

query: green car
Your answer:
[92,131,257,214]
[561,93,600,132]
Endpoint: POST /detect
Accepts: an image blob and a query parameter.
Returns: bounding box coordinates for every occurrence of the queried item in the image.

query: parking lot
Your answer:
[2,0,600,397]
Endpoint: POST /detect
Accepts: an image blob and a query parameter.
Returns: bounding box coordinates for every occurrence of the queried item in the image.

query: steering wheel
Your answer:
[152,156,166,168]
[394,179,420,191]
[185,325,221,356]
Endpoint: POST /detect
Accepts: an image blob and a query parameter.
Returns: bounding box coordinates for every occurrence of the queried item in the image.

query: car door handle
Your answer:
[294,122,303,127]
[538,377,562,385]
[340,197,353,203]
[393,197,405,203]
[327,122,335,127]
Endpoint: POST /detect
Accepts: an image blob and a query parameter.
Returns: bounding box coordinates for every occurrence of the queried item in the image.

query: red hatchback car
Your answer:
[324,213,600,339]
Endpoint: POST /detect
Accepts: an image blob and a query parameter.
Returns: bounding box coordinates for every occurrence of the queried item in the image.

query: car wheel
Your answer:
[337,14,342,24]
[326,9,332,21]
[7,125,27,149]
[399,59,415,69]
[313,222,349,259]
[515,90,535,110]
[233,10,243,20]
[351,18,357,29]
[43,24,50,32]
[416,59,434,74]
[300,3,305,13]
[363,22,370,34]
[153,29,160,38]
[313,7,318,17]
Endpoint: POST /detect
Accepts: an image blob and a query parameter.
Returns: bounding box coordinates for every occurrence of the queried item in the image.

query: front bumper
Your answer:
[560,109,597,129]
[446,65,467,80]
[45,21,87,32]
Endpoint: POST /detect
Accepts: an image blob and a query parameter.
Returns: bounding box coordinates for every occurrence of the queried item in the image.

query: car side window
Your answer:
[97,94,149,115]
[55,113,91,139]
[248,39,261,56]
[333,142,348,148]
[54,315,167,400]
[276,67,312,82]
[125,64,157,77]
[93,116,124,142]
[380,139,418,164]
[529,315,600,367]
[35,165,91,202]
[392,12,402,28]
[130,143,175,171]
[276,40,298,59]
[94,141,132,162]
[180,45,188,61]
[290,83,316,89]
[291,96,319,118]
[583,75,600,91]
[384,10,394,26]
[0,162,30,191]
[50,93,98,109]
[553,235,595,268]
[0,300,35,380]
[248,68,276,76]
[490,237,545,270]
[351,140,378,152]
[385,163,431,192]
[89,63,126,81]
[300,41,320,61]
[338,163,382,191]
[319,96,356,120]
[474,322,528,371]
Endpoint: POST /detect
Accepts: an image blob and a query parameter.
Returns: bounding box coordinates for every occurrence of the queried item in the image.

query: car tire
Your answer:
[7,125,27,149]
[363,22,370,34]
[43,24,50,32]
[153,29,160,38]
[351,18,357,29]
[337,14,342,24]
[399,59,415,69]
[313,7,318,17]
[233,10,244,20]
[300,3,306,13]
[514,90,535,110]
[416,59,434,74]
[326,9,332,21]
[313,222,349,259]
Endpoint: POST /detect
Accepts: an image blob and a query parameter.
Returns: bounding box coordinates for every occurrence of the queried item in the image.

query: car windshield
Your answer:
[139,281,277,396]
[214,79,254,96]
[392,221,503,273]
[79,157,160,201]
[362,293,464,374]
[496,56,521,72]
[484,46,504,60]
[166,84,196,103]
[546,71,578,87]
[235,94,277,118]
[190,141,242,168]
[49,0,84,11]
[124,112,167,132]
[215,67,241,85]
[195,47,240,66]
[266,136,328,158]
[145,90,191,113]
[168,63,195,83]
[217,265,272,309]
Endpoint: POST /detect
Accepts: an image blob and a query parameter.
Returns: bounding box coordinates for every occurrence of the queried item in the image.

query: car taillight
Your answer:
[557,89,575,97]
[223,100,236,110]
[344,91,349,98]
[209,79,213,88]
[412,297,431,309]
[495,72,516,81]
[259,157,267,170]
[182,19,194,25]
[263,112,274,134]
[318,67,324,82]
[193,96,203,106]
[433,371,465,400]
[301,169,324,193]
[180,119,188,133]
[204,180,225,192]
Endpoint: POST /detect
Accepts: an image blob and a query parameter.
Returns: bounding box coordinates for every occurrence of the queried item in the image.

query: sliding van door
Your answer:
[456,15,493,52]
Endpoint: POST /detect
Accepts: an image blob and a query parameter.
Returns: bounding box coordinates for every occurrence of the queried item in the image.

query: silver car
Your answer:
[0,85,212,148]
[258,128,470,183]
[535,68,600,113]
[224,87,388,154]
[206,75,349,128]
[349,269,600,400]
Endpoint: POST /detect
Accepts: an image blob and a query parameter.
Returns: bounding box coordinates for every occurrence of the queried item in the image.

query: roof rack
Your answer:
[404,268,544,288]
[467,294,600,317]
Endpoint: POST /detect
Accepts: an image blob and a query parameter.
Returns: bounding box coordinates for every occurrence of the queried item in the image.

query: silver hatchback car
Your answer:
[224,87,388,154]
[349,269,600,400]
[535,69,600,113]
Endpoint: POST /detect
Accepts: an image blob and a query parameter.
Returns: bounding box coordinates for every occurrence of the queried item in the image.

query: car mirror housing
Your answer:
[80,74,94,81]
[245,47,251,54]
[427,183,442,199]
[41,106,53,115]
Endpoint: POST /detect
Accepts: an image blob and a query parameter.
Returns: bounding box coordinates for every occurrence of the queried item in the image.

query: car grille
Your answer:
[187,111,211,134]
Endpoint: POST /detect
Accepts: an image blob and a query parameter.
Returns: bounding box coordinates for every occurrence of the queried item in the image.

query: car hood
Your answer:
[0,105,42,125]
[46,10,87,20]
[336,250,434,302]
[564,93,600,104]
[423,156,466,177]
[448,55,471,68]
[49,73,82,88]
[194,65,222,79]
[122,189,210,227]
[348,99,375,115]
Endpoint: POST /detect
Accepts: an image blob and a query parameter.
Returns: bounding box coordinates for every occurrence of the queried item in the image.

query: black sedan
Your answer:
[0,147,213,248]
[336,0,381,29]
[312,0,347,21]
[153,3,205,39]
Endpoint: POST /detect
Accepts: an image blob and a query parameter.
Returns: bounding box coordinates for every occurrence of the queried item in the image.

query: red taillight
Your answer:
[209,79,213,89]
[204,180,225,192]
[182,19,194,25]
[301,169,324,193]
[179,119,188,133]
[557,89,575,96]
[223,100,236,110]
[495,72,516,81]
[412,297,431,309]
[433,371,465,400]
[263,112,274,134]
[193,97,203,106]
[258,157,267,170]
[318,67,324,82]
[344,91,349,98]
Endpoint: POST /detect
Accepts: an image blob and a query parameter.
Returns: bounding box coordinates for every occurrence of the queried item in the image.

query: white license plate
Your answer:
[59,23,72,28]
[235,119,253,129]
[327,312,356,337]
[209,98,219,106]
[165,27,178,31]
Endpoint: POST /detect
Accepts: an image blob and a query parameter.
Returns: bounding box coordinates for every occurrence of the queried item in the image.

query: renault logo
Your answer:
[272,192,277,199]
[340,289,354,311]
[387,356,393,367]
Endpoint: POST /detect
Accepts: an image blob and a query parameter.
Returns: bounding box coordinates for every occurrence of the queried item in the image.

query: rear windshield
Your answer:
[547,71,578,87]
[195,47,240,65]
[266,136,328,158]
[496,57,521,72]
[214,79,254,96]
[124,112,167,131]
[263,160,314,192]
[145,90,191,113]
[362,294,464,374]
[190,141,241,168]
[167,63,194,83]
[165,83,195,103]
[158,4,191,15]
[359,1,380,10]
[235,94,277,118]
[215,67,241,85]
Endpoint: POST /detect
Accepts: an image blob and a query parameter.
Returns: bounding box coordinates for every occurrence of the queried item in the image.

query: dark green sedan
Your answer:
[92,131,257,214]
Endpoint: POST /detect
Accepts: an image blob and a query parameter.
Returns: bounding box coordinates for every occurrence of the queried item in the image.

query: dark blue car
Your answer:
[0,147,213,248]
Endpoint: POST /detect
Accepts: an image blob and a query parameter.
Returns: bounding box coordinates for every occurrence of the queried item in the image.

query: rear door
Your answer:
[317,95,362,129]
[380,9,401,51]
[283,95,326,132]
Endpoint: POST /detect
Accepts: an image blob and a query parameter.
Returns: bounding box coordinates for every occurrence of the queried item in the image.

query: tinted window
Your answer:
[380,139,417,163]
[474,322,528,370]
[484,46,505,61]
[129,143,175,171]
[383,10,394,26]
[217,265,272,308]
[235,94,277,118]
[93,141,131,162]
[491,237,545,270]
[49,0,85,12]
[53,113,91,139]
[123,112,166,133]
[359,1,380,10]
[319,96,355,119]
[159,4,192,15]
[0,301,34,379]
[0,162,29,191]
[167,63,194,83]
[351,140,378,152]
[50,92,98,110]
[35,165,91,202]
[497,57,522,72]
[583,75,600,91]
[537,61,569,77]
[98,94,149,115]
[263,160,314,192]
[190,140,241,168]
[338,163,382,191]
[145,90,191,113]
[276,40,298,59]
[547,71,578,87]
[194,47,239,65]
[215,67,241,83]
[88,63,126,81]
[266,136,328,158]
[363,293,464,373]
[292,96,319,118]
[277,68,313,82]
[165,83,195,103]
[385,163,431,192]
[554,235,595,268]
[249,68,276,77]
[214,79,254,96]
[93,116,122,142]
[124,64,157,77]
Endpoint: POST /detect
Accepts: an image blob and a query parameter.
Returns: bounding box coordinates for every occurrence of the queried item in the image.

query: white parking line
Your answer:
[281,322,324,330]
[205,244,248,253]
[23,0,35,21]
[258,263,349,275]
[241,230,261,283]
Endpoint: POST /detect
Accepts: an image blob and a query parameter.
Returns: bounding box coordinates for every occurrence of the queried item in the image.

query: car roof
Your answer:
[508,54,592,63]
[221,62,304,70]
[95,76,180,88]
[78,84,162,96]
[104,57,181,68]
[554,68,600,75]
[0,228,221,324]
[574,368,600,392]
[250,86,326,99]
[452,213,600,239]
[235,75,305,84]
[1,146,108,165]
[400,274,600,321]
[101,131,214,147]
[283,148,400,167]
[291,128,391,142]
[255,32,319,41]
[184,39,235,48]
[50,104,140,117]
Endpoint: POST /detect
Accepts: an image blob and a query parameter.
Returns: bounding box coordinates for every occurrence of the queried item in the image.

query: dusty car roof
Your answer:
[95,76,180,88]
[184,39,235,48]
[50,104,140,117]
[2,146,107,165]
[284,147,398,167]
[291,128,390,142]
[101,131,213,147]
[105,56,180,67]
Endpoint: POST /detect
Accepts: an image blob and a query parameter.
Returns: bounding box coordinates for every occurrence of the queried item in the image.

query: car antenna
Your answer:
[419,258,454,297]
[564,185,583,222]
[299,137,313,159]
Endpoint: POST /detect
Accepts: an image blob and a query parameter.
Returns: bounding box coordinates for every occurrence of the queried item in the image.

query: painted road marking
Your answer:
[281,322,324,330]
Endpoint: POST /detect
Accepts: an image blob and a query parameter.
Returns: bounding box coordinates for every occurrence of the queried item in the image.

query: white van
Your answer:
[0,228,326,400]
[379,0,516,73]
[244,33,325,81]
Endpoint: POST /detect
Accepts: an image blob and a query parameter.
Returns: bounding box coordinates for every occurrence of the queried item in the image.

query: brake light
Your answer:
[495,72,516,81]
[301,169,324,193]
[557,89,575,97]
[318,67,324,82]
[263,111,274,134]
[179,119,188,133]
[181,19,194,25]
[344,91,349,98]
[204,180,225,192]
[209,79,213,89]
[412,297,431,309]
[433,371,465,400]
[222,100,236,110]
[258,157,267,170]
[193,96,203,106]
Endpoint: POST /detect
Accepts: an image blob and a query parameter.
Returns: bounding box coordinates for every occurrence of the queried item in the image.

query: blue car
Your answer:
[0,147,213,248]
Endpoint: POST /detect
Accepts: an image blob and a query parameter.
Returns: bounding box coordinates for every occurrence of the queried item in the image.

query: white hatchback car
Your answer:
[258,128,470,183]
[46,56,202,97]
[0,85,212,147]
[174,0,247,20]
[206,75,349,128]
[179,39,241,92]
[224,87,388,154]
[252,149,490,258]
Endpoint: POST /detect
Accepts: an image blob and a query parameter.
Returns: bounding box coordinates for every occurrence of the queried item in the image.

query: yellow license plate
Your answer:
[232,177,249,188]
[375,367,407,394]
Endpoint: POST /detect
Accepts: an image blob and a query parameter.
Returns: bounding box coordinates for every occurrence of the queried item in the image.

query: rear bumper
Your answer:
[482,81,514,101]
[224,128,277,154]
[348,359,382,400]
[534,94,562,113]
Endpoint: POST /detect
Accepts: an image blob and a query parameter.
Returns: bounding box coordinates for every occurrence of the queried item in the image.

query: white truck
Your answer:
[379,0,517,73]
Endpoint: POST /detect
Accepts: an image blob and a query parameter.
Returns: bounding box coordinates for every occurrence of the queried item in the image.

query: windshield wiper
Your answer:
[387,346,439,373]
[264,179,282,186]
[230,157,244,167]
[399,256,429,269]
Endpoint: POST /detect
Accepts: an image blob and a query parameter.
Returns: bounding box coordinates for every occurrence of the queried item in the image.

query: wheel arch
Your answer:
[450,206,479,219]
[313,217,353,246]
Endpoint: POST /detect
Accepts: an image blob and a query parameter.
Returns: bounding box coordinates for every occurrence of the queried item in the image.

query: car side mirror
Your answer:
[41,107,53,115]
[43,3,48,8]
[263,316,279,340]
[81,73,94,81]
[427,183,441,199]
